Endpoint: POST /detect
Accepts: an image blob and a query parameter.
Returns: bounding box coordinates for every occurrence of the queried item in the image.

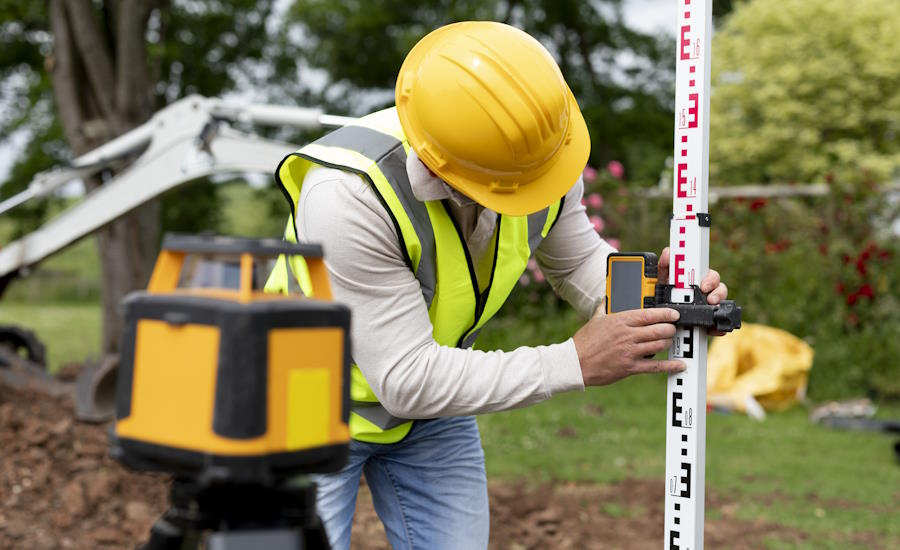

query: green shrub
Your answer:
[501,0,900,400]
[500,163,900,400]
[709,184,899,399]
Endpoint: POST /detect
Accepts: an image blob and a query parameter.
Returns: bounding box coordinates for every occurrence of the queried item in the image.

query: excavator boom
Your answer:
[0,95,353,287]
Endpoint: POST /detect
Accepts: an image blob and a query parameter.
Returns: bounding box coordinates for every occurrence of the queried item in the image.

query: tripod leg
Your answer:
[302,516,331,550]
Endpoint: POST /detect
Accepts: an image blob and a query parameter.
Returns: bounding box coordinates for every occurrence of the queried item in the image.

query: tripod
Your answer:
[141,477,330,550]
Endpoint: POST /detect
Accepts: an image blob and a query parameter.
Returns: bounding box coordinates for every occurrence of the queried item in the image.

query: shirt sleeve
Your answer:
[534,177,618,319]
[296,166,585,419]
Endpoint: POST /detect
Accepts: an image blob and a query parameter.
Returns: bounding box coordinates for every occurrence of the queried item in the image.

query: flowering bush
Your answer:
[503,162,900,399]
[713,180,900,398]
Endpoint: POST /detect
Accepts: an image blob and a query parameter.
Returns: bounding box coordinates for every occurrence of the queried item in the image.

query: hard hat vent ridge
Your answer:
[461,32,560,142]
[439,51,536,164]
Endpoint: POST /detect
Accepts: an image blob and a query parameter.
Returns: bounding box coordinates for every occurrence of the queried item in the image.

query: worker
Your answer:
[268,21,728,550]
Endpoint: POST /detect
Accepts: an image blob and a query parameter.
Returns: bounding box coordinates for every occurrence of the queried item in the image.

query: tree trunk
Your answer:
[94,206,160,352]
[49,0,159,354]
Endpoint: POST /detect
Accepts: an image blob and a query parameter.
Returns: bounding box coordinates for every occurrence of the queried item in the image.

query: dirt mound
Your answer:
[0,383,167,549]
[1,380,806,549]
[487,479,807,550]
[348,477,807,550]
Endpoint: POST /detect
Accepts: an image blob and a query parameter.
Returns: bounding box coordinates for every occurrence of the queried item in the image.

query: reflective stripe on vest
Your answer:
[268,107,564,444]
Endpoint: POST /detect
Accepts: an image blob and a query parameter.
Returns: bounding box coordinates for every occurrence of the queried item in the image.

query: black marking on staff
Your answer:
[679,462,692,498]
[682,329,694,359]
[672,392,684,427]
[669,529,681,550]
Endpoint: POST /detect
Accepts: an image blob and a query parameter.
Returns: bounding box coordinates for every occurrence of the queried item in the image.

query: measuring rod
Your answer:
[665,1,714,549]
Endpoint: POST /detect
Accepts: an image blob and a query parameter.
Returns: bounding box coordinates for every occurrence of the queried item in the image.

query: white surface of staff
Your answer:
[664,1,713,549]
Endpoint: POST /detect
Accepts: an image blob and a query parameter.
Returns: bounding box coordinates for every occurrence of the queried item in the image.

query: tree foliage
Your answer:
[288,0,677,183]
[0,0,298,208]
[703,0,900,397]
[0,0,748,355]
[0,0,300,352]
[709,0,900,185]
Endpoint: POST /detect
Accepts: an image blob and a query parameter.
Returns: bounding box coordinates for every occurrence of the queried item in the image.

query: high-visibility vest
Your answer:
[266,107,565,444]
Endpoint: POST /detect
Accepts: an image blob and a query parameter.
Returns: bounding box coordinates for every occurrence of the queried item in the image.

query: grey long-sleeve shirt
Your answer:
[295,152,616,419]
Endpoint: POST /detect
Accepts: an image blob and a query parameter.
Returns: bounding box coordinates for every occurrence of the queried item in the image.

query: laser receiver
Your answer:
[605,252,742,334]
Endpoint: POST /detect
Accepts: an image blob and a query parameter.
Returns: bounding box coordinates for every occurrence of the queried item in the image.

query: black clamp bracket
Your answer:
[653,284,741,333]
[668,213,711,227]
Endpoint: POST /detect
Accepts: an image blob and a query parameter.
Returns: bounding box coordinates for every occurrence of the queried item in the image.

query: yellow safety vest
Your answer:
[267,107,565,443]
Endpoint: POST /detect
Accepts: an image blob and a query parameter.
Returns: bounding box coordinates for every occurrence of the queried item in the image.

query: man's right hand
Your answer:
[572,300,685,386]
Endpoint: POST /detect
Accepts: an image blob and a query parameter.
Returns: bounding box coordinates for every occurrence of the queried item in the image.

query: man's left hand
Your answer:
[657,247,729,336]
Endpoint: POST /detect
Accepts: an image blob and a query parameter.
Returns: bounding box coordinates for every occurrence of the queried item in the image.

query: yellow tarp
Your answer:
[707,323,814,419]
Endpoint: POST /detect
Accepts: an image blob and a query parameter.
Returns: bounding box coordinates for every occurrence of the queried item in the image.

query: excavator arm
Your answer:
[0,94,353,290]
[0,95,353,417]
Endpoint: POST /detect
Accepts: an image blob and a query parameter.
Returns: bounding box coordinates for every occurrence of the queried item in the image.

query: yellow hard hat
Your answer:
[396,21,590,216]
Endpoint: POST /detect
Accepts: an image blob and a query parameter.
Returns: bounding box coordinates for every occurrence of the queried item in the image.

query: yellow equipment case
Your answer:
[111,234,351,484]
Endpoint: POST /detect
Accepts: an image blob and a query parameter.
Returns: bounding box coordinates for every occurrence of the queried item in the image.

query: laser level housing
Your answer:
[111,234,351,483]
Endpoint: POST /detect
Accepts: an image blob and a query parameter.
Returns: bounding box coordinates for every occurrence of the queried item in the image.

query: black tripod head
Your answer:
[142,477,330,550]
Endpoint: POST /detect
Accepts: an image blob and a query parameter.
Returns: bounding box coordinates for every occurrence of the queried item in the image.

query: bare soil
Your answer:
[351,478,808,550]
[0,380,167,548]
[1,380,809,549]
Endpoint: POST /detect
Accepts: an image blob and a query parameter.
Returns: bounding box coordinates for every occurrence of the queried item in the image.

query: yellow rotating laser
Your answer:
[111,234,350,483]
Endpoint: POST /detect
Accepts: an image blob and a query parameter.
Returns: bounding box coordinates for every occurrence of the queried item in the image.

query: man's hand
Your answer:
[573,300,685,387]
[658,247,729,336]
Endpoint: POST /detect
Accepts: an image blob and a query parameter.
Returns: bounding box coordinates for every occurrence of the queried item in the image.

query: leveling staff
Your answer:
[268,21,728,550]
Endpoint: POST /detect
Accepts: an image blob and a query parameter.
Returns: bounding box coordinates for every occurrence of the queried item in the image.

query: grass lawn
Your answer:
[0,302,101,371]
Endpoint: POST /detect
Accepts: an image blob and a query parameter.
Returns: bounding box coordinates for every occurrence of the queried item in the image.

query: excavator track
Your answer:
[0,324,47,369]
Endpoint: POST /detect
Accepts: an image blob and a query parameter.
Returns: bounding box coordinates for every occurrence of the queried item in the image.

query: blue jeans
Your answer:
[313,416,490,550]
